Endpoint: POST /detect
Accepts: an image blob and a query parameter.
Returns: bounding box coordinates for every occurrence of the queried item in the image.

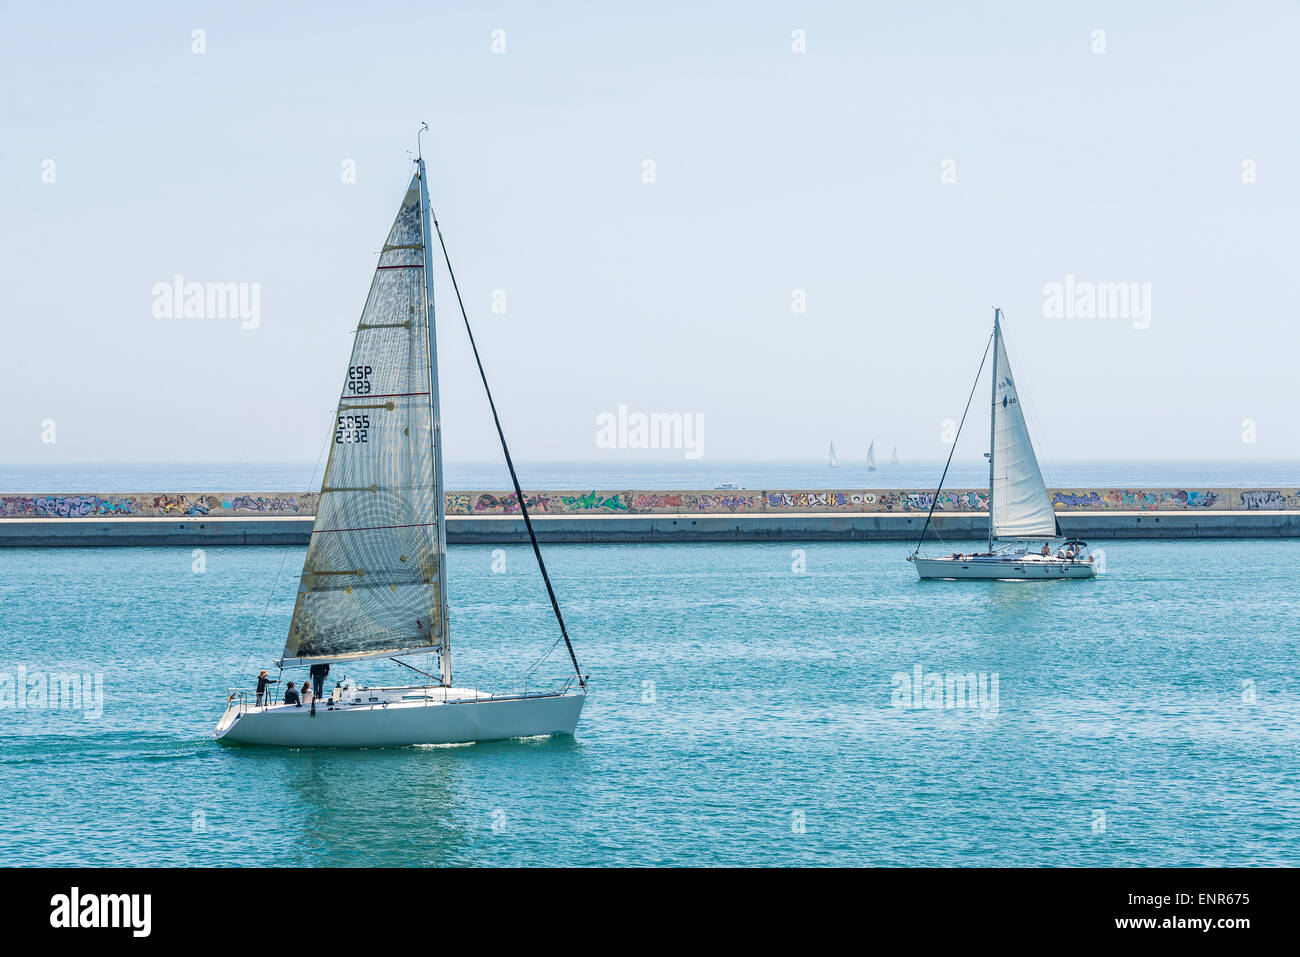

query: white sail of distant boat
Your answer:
[890,446,899,466]
[908,308,1096,580]
[216,130,588,746]
[989,328,1057,540]
[829,441,838,468]
[866,441,876,471]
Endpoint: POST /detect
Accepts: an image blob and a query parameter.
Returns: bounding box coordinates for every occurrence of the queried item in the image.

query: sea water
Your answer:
[1,537,1297,866]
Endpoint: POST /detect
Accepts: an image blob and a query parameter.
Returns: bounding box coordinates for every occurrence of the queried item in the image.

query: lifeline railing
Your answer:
[224,677,581,714]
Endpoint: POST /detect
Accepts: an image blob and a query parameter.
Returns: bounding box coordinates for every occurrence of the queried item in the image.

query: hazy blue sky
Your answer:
[3,1,1296,469]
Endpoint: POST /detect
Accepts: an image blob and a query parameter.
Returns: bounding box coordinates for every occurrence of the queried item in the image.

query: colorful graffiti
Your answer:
[154,495,212,516]
[0,492,310,519]
[24,495,137,518]
[895,490,989,511]
[221,495,308,513]
[559,491,629,512]
[1239,489,1300,510]
[2,488,1296,519]
[630,493,685,510]
[1052,491,1105,509]
[696,494,759,511]
[470,492,555,514]
[1098,489,1222,511]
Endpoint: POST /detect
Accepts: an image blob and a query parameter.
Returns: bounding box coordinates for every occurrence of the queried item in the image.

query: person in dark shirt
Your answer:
[256,670,278,707]
[284,681,301,706]
[310,663,330,700]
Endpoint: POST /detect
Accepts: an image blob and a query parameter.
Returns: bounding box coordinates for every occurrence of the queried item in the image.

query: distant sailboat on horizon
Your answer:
[907,308,1097,581]
[866,441,876,472]
[829,441,838,468]
[890,446,899,466]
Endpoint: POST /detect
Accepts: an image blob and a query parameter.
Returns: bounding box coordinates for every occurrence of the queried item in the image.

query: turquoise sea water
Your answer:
[2,538,1297,866]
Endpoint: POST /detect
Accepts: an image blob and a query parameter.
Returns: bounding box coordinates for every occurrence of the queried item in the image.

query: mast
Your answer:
[415,136,451,687]
[987,308,1000,552]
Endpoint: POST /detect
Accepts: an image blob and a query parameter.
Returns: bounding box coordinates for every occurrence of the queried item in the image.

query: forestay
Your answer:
[281,175,447,665]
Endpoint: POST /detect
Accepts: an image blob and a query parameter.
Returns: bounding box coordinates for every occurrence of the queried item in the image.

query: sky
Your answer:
[2,0,1297,468]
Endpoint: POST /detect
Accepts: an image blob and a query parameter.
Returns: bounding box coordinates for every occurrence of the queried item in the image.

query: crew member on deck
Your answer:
[310,662,330,700]
[284,681,301,706]
[256,669,278,707]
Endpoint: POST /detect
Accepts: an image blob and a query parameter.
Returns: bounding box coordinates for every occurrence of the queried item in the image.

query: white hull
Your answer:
[912,554,1097,580]
[215,685,585,748]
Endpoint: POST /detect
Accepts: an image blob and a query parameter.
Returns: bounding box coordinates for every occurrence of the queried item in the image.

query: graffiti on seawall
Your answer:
[559,491,630,512]
[466,492,556,514]
[630,493,684,511]
[0,495,137,518]
[1238,489,1300,510]
[1104,489,1221,510]
[0,493,316,518]
[3,488,1298,518]
[1052,489,1226,510]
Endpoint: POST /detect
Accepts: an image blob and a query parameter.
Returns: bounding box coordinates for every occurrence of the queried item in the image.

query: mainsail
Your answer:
[890,446,899,466]
[281,172,449,666]
[989,317,1057,539]
[828,441,838,467]
[866,441,876,470]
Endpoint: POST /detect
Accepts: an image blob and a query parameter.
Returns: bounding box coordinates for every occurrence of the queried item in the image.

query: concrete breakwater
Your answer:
[1,487,1298,545]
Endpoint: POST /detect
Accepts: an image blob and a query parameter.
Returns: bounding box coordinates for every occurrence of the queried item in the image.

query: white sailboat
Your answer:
[908,309,1096,580]
[890,446,899,466]
[217,133,587,746]
[828,441,839,468]
[866,441,877,472]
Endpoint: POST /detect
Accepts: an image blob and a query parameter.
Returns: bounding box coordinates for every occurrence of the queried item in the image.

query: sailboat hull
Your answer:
[911,555,1097,580]
[215,687,586,748]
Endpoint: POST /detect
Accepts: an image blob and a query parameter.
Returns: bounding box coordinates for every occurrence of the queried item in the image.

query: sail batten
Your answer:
[989,318,1057,540]
[280,175,447,667]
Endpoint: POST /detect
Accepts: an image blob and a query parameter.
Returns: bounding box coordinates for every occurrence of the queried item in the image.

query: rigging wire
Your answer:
[427,204,588,693]
[912,328,995,556]
[519,632,567,682]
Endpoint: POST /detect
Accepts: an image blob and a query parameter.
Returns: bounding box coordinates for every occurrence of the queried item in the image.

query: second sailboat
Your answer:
[908,309,1097,580]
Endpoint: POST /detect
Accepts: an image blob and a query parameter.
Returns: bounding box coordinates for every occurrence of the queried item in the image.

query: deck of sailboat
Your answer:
[233,685,563,711]
[216,684,586,747]
[911,552,1097,580]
